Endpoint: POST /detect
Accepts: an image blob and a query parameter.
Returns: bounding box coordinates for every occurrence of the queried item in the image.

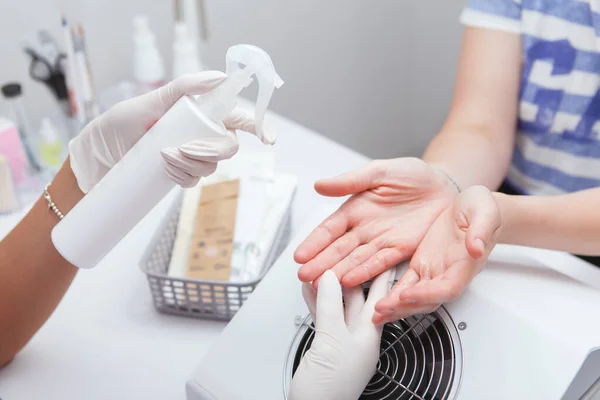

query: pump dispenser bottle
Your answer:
[172,21,203,78]
[52,44,283,269]
[132,15,166,94]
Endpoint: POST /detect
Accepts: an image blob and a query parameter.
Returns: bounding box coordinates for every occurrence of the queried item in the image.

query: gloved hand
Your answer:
[373,185,501,324]
[69,71,261,193]
[288,268,395,400]
[295,158,458,290]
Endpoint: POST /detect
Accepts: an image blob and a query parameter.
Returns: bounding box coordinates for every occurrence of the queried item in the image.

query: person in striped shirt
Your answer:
[295,0,600,324]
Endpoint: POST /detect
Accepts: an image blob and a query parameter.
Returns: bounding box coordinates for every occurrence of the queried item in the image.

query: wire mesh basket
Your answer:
[140,190,293,321]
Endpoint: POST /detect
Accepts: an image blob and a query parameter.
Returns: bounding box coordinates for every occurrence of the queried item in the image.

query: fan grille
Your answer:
[287,309,462,400]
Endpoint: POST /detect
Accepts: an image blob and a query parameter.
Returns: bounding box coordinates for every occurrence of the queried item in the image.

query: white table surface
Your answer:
[0,110,369,400]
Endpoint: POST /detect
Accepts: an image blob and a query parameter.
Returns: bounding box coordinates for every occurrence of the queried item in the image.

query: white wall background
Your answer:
[0,0,466,159]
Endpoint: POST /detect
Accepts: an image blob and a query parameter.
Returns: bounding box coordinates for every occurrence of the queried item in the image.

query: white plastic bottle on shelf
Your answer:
[52,44,284,270]
[132,15,166,95]
[172,21,203,78]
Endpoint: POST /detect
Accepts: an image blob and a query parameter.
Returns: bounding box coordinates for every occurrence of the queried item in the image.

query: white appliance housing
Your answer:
[186,205,600,400]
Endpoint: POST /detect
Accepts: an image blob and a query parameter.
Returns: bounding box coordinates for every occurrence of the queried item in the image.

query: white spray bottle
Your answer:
[52,44,284,269]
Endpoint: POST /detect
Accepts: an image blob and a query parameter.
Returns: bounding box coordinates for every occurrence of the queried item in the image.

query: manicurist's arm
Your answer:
[0,161,82,366]
[0,72,260,366]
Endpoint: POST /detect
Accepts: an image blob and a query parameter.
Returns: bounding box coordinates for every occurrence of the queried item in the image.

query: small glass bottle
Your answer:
[1,83,42,173]
[38,118,64,174]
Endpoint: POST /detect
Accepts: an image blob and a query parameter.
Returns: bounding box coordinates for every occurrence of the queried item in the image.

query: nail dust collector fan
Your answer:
[186,205,600,400]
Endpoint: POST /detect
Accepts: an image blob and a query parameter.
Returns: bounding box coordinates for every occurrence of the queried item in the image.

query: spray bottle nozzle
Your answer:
[199,44,283,145]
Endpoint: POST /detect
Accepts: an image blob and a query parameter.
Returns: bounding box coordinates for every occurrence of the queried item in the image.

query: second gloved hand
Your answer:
[69,71,263,193]
[288,268,395,400]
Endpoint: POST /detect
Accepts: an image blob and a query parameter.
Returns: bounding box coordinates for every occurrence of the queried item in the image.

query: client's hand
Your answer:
[288,269,394,400]
[373,186,502,325]
[69,71,260,193]
[295,158,458,289]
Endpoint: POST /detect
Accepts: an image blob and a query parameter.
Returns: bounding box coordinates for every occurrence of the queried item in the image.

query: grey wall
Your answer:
[0,0,465,158]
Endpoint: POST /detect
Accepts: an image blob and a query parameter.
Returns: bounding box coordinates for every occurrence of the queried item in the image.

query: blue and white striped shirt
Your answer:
[462,0,600,195]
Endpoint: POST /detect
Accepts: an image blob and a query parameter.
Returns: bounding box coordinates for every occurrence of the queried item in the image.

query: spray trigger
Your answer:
[198,44,283,145]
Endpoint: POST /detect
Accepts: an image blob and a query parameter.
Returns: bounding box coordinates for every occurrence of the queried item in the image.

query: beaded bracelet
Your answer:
[43,184,65,220]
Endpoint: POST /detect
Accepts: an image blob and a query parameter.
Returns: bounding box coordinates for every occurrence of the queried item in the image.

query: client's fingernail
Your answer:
[402,298,417,304]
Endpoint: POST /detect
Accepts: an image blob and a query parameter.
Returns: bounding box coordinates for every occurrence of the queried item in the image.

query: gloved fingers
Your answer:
[355,268,396,326]
[161,147,216,188]
[222,108,256,133]
[315,270,346,333]
[301,282,318,324]
[154,71,227,113]
[178,131,239,163]
[366,267,396,306]
[343,285,365,327]
[222,108,277,145]
[163,163,201,188]
[161,147,218,178]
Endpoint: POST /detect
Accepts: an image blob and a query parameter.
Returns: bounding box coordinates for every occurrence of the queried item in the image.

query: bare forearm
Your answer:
[423,127,513,190]
[496,189,600,255]
[0,159,83,366]
[423,27,521,191]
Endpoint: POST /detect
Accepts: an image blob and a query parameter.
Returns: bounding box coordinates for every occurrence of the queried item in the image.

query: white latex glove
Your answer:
[289,268,395,400]
[70,71,262,193]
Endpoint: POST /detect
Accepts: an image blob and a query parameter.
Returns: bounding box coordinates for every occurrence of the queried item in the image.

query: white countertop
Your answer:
[0,110,369,400]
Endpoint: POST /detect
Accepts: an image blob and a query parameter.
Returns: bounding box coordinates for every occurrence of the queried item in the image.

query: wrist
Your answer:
[492,191,533,245]
[492,192,511,243]
[429,164,461,194]
[46,158,85,216]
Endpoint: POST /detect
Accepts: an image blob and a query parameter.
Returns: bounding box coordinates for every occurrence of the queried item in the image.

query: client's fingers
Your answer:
[341,248,404,287]
[314,160,387,197]
[399,260,473,305]
[295,209,350,273]
[300,231,361,289]
[330,243,378,286]
[375,268,420,312]
[372,302,440,326]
